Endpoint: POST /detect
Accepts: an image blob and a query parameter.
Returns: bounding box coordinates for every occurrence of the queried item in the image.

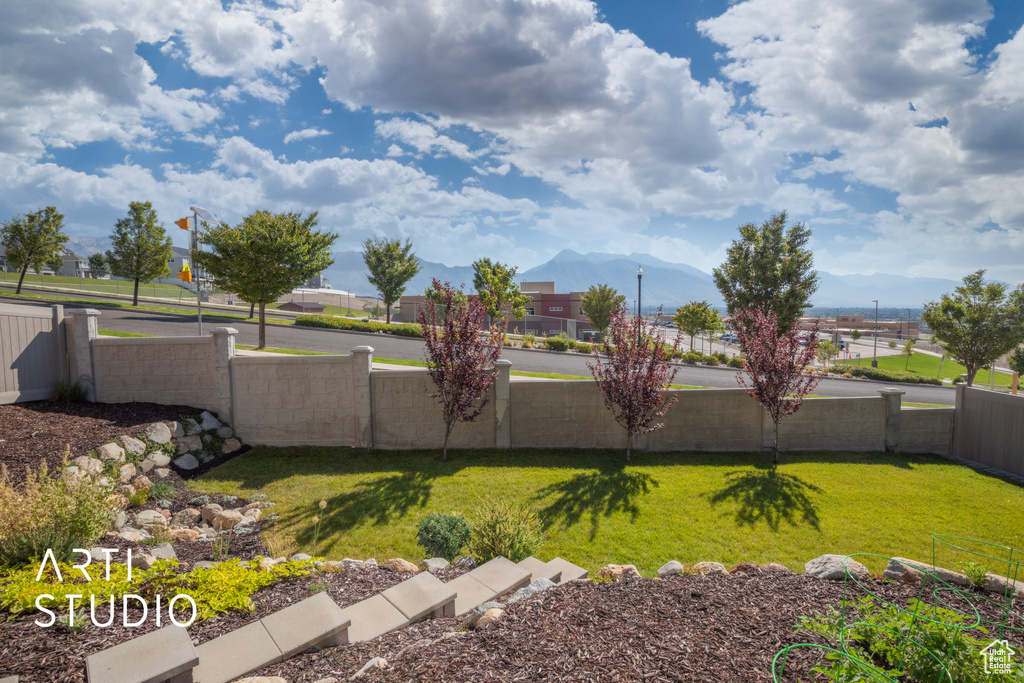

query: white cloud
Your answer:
[283,127,331,144]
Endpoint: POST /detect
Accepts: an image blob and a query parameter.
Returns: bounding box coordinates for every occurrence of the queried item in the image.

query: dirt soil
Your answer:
[1,401,1022,682]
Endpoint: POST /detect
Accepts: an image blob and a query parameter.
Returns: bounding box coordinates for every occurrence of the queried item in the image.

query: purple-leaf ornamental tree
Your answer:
[419,279,504,462]
[587,306,681,464]
[733,307,821,465]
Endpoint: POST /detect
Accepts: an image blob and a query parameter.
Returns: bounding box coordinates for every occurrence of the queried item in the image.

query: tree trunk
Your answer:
[442,422,453,462]
[258,301,266,349]
[690,334,695,352]
[773,420,780,466]
[967,365,978,387]
[386,303,391,325]
[132,278,140,306]
[15,265,28,294]
[625,432,632,465]
[249,302,255,319]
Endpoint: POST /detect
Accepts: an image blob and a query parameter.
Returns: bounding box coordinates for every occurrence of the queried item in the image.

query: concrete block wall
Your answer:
[648,389,762,452]
[372,370,497,449]
[510,381,623,449]
[776,396,885,452]
[231,354,361,446]
[92,335,219,413]
[899,407,953,454]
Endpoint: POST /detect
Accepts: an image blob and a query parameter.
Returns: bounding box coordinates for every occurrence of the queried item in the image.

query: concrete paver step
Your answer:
[86,625,197,683]
[517,556,562,584]
[546,557,588,584]
[446,573,500,616]
[465,557,532,595]
[344,594,410,643]
[380,571,457,621]
[194,620,281,683]
[260,592,351,656]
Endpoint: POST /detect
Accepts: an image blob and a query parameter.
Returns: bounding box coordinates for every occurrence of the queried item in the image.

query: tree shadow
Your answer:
[708,467,822,531]
[279,471,436,554]
[533,467,659,541]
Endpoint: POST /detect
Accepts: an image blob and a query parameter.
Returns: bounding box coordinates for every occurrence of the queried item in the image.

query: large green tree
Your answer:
[105,201,173,306]
[362,237,420,324]
[712,211,818,332]
[1,206,68,294]
[673,301,721,351]
[921,270,1024,386]
[194,210,337,349]
[581,284,626,335]
[472,258,531,330]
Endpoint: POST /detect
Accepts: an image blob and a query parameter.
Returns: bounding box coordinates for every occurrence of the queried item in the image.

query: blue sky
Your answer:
[2,0,1023,282]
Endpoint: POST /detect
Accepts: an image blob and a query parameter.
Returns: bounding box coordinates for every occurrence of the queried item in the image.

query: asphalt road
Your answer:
[25,299,956,405]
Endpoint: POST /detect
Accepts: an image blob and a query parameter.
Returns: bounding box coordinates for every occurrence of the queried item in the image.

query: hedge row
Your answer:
[828,363,944,385]
[295,314,423,338]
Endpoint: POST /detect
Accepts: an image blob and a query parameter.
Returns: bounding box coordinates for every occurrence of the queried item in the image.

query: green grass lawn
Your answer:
[845,352,1014,388]
[0,272,196,299]
[192,448,1024,577]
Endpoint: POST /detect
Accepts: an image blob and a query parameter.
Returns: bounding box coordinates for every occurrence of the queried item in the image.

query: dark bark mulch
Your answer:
[0,400,200,486]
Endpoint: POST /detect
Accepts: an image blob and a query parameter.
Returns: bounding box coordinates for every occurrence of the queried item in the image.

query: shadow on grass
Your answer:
[278,471,436,555]
[708,466,823,531]
[534,466,659,541]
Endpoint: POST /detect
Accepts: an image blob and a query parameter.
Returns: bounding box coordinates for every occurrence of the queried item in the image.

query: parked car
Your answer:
[719,332,738,343]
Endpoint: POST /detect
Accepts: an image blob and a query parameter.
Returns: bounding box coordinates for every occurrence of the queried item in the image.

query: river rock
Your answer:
[693,561,728,574]
[419,558,449,572]
[597,564,641,580]
[172,508,202,527]
[73,455,103,476]
[384,558,419,573]
[97,443,125,462]
[174,454,200,471]
[147,451,171,467]
[199,411,222,431]
[508,578,555,604]
[657,560,684,578]
[177,435,202,454]
[213,509,244,530]
[120,435,147,456]
[145,422,173,444]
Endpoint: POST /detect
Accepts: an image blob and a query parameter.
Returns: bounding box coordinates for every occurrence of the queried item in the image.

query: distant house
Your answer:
[278,301,325,314]
[57,250,94,278]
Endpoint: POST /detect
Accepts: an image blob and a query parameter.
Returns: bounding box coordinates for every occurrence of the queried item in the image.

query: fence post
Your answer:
[352,346,374,448]
[52,304,68,382]
[494,360,512,449]
[67,308,99,401]
[211,327,236,427]
[878,387,905,452]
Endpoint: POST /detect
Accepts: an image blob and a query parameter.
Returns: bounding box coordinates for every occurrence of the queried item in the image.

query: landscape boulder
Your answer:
[96,443,125,462]
[693,561,728,574]
[145,422,173,444]
[120,435,147,456]
[508,578,555,605]
[177,435,202,454]
[474,608,505,630]
[199,411,222,431]
[419,558,449,572]
[172,508,202,527]
[174,454,200,471]
[147,451,171,467]
[889,557,970,587]
[804,554,869,581]
[222,438,242,454]
[72,456,103,476]
[657,560,684,578]
[134,510,168,528]
[213,509,244,530]
[201,503,224,524]
[384,558,419,573]
[149,543,177,561]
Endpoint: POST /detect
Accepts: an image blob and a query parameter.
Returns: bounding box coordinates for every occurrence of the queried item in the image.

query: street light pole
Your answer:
[872,299,879,368]
[189,205,216,335]
[636,265,643,345]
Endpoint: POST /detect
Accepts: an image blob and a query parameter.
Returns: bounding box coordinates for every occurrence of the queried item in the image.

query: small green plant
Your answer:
[58,607,89,633]
[416,512,472,561]
[309,581,330,594]
[521,334,536,349]
[149,481,176,503]
[543,336,573,352]
[249,493,268,501]
[727,356,746,369]
[53,380,86,403]
[220,495,238,507]
[190,495,210,507]
[128,487,150,507]
[468,499,543,563]
[961,560,989,588]
[211,529,232,561]
[888,340,898,349]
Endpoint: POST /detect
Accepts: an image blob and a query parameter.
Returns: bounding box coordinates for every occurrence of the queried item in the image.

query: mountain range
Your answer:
[323,248,960,309]
[65,236,960,309]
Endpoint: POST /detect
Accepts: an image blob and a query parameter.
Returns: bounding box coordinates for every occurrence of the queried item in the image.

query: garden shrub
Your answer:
[681,351,703,364]
[521,334,536,349]
[543,336,573,352]
[575,341,592,354]
[53,380,86,403]
[704,356,720,366]
[416,512,471,561]
[0,460,123,567]
[1,557,316,621]
[827,363,943,385]
[468,499,543,563]
[727,356,746,369]
[714,352,728,364]
[295,314,422,338]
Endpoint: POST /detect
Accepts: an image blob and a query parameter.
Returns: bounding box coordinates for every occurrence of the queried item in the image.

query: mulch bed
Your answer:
[2,402,1023,682]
